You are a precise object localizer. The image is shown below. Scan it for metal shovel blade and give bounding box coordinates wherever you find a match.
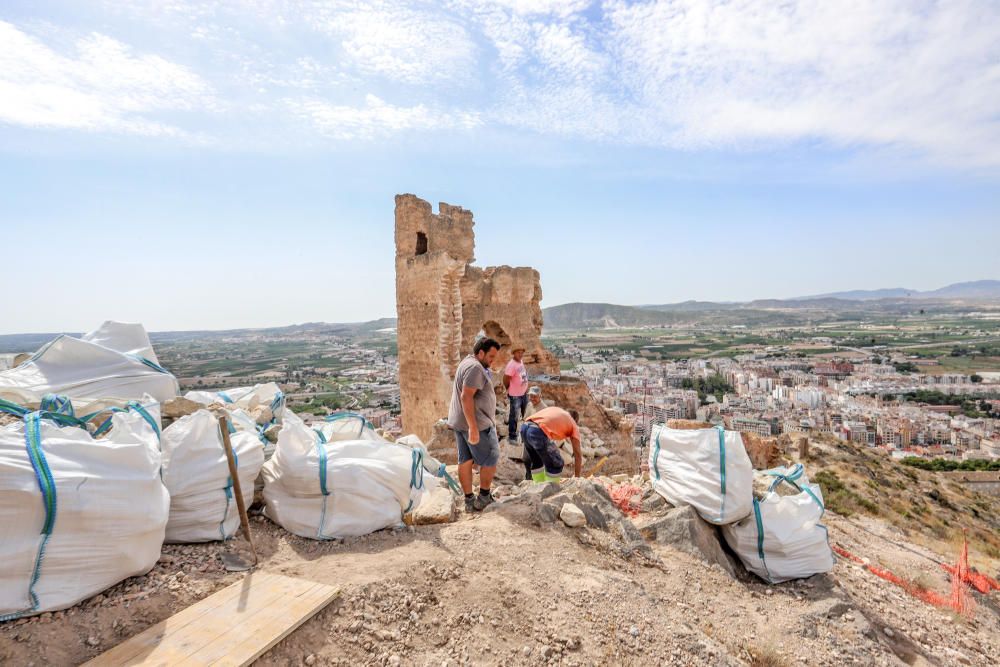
[220,551,253,572]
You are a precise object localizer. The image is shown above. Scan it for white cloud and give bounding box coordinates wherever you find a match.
[473,0,592,18]
[598,0,1000,166]
[0,21,213,137]
[6,1,1000,168]
[289,94,481,139]
[304,1,478,86]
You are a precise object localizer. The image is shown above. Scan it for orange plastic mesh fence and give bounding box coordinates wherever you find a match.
[832,543,974,616]
[940,538,1000,595]
[603,483,642,518]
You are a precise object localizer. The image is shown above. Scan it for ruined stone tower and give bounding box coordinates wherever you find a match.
[394,194,559,442]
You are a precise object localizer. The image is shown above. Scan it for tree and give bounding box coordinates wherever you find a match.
[970,373,983,383]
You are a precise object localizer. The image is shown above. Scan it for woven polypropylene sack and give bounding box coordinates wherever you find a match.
[81,320,161,365]
[648,424,753,524]
[161,410,264,543]
[722,467,834,583]
[184,382,285,418]
[262,411,427,539]
[0,332,177,412]
[315,412,380,442]
[0,403,168,619]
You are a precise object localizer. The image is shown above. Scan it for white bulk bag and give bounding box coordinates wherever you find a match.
[649,424,753,524]
[722,465,834,583]
[0,334,178,411]
[315,412,379,443]
[0,401,168,620]
[160,410,264,543]
[81,321,161,365]
[262,411,427,539]
[183,389,228,405]
[184,383,285,418]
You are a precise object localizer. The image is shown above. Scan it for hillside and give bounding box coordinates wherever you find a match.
[804,434,1000,560]
[0,318,401,353]
[3,435,999,666]
[542,302,685,329]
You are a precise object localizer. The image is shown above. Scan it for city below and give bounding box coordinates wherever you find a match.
[8,297,996,468]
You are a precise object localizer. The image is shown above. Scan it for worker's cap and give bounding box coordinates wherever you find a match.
[527,386,541,396]
[511,345,526,353]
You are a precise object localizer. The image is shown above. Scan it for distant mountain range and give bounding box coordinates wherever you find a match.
[799,280,1000,301]
[4,282,997,347]
[543,280,1000,329]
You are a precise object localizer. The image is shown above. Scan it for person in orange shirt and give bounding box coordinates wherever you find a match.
[520,406,582,482]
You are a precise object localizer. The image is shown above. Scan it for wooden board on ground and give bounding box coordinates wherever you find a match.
[82,572,339,667]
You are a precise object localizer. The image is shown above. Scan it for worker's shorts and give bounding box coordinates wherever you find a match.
[520,422,564,477]
[454,425,500,467]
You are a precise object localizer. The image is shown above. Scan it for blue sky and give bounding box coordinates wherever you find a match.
[2,0,999,334]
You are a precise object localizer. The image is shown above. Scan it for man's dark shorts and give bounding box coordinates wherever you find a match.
[454,425,500,467]
[520,422,564,477]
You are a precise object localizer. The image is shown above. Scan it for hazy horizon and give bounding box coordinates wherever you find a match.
[3,277,999,337]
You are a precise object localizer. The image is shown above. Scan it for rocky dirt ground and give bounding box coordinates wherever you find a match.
[2,471,999,667]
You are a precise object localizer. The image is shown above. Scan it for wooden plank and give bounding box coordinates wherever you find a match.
[178,582,339,667]
[83,573,339,667]
[83,573,301,667]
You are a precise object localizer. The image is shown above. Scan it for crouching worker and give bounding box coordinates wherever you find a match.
[520,407,582,482]
[520,386,547,481]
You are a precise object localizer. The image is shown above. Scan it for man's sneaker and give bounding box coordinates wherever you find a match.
[464,496,476,513]
[472,493,494,512]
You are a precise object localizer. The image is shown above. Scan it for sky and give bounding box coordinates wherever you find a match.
[2,0,999,334]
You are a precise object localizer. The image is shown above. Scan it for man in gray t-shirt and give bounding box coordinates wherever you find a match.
[447,337,501,512]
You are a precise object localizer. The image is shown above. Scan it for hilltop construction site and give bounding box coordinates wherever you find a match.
[1,196,1000,667]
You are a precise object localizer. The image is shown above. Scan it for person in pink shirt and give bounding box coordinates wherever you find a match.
[503,346,530,444]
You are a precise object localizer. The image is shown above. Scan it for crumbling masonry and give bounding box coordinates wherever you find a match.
[394,194,636,473]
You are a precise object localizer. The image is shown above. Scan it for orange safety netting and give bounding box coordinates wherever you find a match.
[832,542,975,616]
[940,538,1000,595]
[604,483,642,517]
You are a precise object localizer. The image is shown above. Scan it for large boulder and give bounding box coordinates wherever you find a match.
[633,505,741,578]
[560,503,587,527]
[407,484,457,525]
[424,419,457,465]
[488,479,655,560]
[161,396,204,421]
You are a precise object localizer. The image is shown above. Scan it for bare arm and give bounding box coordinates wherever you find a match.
[461,386,480,444]
[502,373,511,391]
[571,436,583,477]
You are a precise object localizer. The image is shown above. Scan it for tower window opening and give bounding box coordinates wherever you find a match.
[415,232,428,256]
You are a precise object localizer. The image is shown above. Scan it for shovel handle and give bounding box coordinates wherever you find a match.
[219,416,258,565]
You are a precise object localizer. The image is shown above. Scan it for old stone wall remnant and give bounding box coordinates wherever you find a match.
[395,194,557,443]
[394,194,636,474]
